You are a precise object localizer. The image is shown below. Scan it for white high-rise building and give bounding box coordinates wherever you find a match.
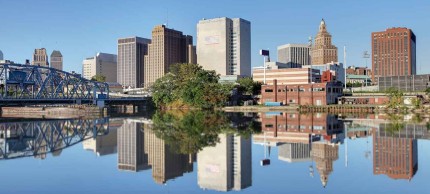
[197,134,252,191]
[277,44,311,68]
[197,17,251,77]
[82,52,117,82]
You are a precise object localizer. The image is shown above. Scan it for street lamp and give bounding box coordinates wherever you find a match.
[260,50,270,84]
[363,51,370,87]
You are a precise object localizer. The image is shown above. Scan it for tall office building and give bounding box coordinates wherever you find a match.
[197,134,252,191]
[311,19,338,65]
[0,49,3,60]
[197,17,251,77]
[311,142,339,188]
[145,127,194,184]
[32,48,49,67]
[278,143,311,163]
[371,27,416,83]
[117,37,151,88]
[144,25,195,87]
[278,44,311,68]
[373,125,418,180]
[50,50,63,71]
[82,52,118,82]
[117,120,150,172]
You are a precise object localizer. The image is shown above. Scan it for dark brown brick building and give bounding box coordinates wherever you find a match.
[371,27,416,83]
[261,80,343,106]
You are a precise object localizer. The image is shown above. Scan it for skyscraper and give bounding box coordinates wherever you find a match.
[278,44,311,68]
[117,37,151,88]
[197,17,251,77]
[311,19,338,65]
[50,50,63,71]
[0,50,3,60]
[144,25,195,87]
[82,52,118,82]
[371,27,416,83]
[32,48,49,67]
[197,134,252,191]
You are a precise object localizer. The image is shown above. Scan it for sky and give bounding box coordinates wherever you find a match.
[1,0,429,74]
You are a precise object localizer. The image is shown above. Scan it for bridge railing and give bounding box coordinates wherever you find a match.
[0,63,109,100]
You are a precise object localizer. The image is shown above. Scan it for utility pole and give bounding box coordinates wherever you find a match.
[344,46,347,90]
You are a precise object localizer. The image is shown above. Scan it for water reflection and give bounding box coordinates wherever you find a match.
[1,112,430,193]
[0,118,109,160]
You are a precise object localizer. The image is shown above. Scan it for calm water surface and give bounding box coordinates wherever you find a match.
[0,111,429,194]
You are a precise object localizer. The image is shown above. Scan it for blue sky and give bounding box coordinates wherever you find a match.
[1,0,429,73]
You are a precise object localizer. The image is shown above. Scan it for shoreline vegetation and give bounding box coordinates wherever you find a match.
[151,63,260,110]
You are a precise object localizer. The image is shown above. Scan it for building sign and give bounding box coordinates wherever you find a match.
[204,36,220,45]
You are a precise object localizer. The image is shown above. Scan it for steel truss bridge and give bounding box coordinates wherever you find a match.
[0,63,109,105]
[0,118,109,160]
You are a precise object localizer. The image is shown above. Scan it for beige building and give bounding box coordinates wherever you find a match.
[32,48,49,67]
[311,19,338,65]
[117,37,151,88]
[197,134,252,191]
[278,44,311,68]
[50,50,63,71]
[197,17,251,77]
[252,62,321,85]
[144,25,196,87]
[82,52,117,82]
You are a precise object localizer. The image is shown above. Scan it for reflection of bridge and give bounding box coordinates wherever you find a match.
[0,64,150,106]
[0,118,109,160]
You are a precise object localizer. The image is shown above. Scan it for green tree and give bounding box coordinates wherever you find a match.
[151,73,177,107]
[151,63,232,109]
[91,74,106,82]
[236,77,262,95]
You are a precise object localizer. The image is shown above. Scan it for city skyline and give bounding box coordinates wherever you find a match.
[1,0,429,74]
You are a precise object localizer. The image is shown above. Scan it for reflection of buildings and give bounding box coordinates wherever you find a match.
[198,134,252,191]
[253,112,342,188]
[145,127,194,184]
[311,142,339,188]
[278,143,311,163]
[117,120,149,171]
[254,112,344,144]
[83,128,117,156]
[117,119,194,184]
[84,119,123,156]
[373,124,418,180]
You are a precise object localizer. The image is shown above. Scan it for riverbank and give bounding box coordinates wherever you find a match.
[1,105,105,119]
[222,104,430,113]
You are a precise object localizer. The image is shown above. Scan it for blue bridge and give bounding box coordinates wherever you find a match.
[0,63,150,106]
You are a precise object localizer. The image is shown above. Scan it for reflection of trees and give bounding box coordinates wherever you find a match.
[151,110,259,154]
[386,114,405,135]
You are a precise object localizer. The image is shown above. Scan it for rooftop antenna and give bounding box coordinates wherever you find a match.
[166,8,169,27]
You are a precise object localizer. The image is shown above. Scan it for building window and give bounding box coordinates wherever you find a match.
[265,89,273,92]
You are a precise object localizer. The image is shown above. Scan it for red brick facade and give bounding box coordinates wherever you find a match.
[261,80,343,106]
